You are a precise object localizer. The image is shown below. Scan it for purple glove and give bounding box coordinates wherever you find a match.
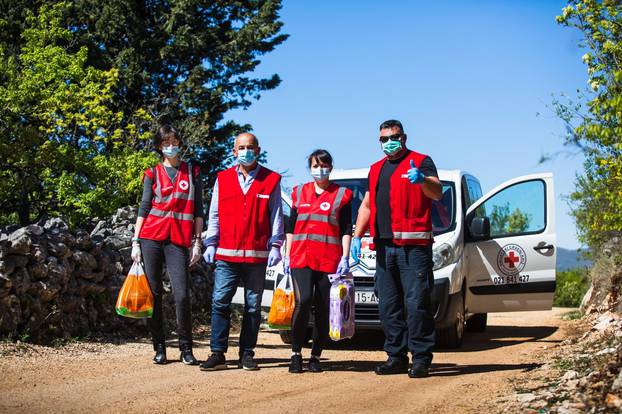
[203,245,216,264]
[267,246,282,267]
[336,256,350,275]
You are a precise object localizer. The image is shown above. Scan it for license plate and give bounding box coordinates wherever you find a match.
[355,291,378,304]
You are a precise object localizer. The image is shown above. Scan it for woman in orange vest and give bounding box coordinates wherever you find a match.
[130,125,203,366]
[285,149,353,373]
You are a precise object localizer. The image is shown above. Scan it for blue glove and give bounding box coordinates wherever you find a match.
[350,237,362,263]
[203,245,216,264]
[283,256,290,275]
[407,160,425,184]
[267,246,282,267]
[336,256,350,275]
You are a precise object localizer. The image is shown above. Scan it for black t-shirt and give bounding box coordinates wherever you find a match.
[371,151,438,239]
[286,194,352,237]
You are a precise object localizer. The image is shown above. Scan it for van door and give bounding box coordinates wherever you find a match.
[464,173,556,313]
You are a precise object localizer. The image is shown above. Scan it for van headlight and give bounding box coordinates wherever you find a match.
[432,243,455,270]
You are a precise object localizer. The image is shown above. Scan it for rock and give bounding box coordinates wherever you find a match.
[11,267,31,295]
[0,273,12,292]
[606,393,622,409]
[78,281,106,296]
[595,347,616,356]
[561,370,579,382]
[612,370,622,392]
[10,224,44,238]
[29,261,49,281]
[43,217,69,233]
[90,220,108,238]
[0,259,15,274]
[47,257,71,283]
[0,240,9,259]
[593,312,619,331]
[104,235,130,250]
[72,251,97,270]
[516,393,536,404]
[33,244,48,263]
[5,255,28,269]
[0,295,21,331]
[75,229,93,250]
[79,270,105,282]
[8,232,32,255]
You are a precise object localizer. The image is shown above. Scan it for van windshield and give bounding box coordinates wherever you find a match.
[332,178,456,236]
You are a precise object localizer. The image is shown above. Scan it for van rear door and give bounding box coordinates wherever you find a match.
[464,173,556,313]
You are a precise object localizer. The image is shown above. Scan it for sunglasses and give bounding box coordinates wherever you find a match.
[379,133,403,143]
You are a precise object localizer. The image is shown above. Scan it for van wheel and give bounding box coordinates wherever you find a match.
[466,313,487,332]
[436,293,465,349]
[279,330,292,344]
[279,328,313,345]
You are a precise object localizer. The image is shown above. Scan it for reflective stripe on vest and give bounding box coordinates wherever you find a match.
[295,184,303,208]
[296,213,338,225]
[216,248,269,258]
[393,231,433,240]
[291,233,340,245]
[148,207,194,221]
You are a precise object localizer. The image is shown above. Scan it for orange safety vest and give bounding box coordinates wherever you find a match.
[139,162,199,248]
[368,150,433,246]
[215,165,281,264]
[290,182,353,273]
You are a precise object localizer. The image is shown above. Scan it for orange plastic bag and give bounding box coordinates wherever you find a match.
[267,272,295,329]
[115,262,154,318]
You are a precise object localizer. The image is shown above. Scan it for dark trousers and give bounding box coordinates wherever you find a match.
[140,239,192,350]
[291,267,331,356]
[210,260,266,357]
[375,240,435,366]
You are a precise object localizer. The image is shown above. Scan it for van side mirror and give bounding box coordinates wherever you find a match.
[469,216,490,240]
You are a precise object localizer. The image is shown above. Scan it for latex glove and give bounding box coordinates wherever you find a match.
[131,242,141,263]
[350,237,362,263]
[336,256,350,275]
[190,244,202,266]
[283,256,291,276]
[203,245,216,264]
[267,246,282,267]
[407,160,425,184]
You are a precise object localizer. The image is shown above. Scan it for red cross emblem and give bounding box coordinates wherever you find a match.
[504,251,520,268]
[497,244,527,275]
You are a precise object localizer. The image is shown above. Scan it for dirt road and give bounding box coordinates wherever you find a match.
[0,309,571,413]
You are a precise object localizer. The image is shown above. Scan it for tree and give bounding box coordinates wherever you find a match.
[0,1,287,225]
[0,3,156,226]
[489,203,532,236]
[555,0,622,248]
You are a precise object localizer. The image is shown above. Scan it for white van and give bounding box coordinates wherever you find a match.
[231,169,556,348]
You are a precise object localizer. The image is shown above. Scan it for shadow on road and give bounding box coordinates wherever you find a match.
[315,360,543,375]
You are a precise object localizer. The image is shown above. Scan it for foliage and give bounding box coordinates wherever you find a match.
[0,1,287,226]
[555,0,622,248]
[489,203,531,236]
[554,267,590,307]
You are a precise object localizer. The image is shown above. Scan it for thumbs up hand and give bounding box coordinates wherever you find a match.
[407,159,425,184]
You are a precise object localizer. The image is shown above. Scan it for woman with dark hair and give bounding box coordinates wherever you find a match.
[130,125,203,365]
[284,149,353,373]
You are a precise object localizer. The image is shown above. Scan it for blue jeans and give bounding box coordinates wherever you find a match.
[375,240,435,366]
[210,260,267,357]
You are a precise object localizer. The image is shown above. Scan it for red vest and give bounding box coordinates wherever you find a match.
[139,162,199,248]
[368,150,433,246]
[215,165,281,264]
[290,182,353,273]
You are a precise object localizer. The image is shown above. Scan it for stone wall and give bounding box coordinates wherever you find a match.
[0,207,213,343]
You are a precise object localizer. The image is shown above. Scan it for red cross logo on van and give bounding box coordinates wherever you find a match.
[496,244,526,276]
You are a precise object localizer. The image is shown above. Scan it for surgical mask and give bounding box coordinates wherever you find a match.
[382,140,402,156]
[162,145,180,158]
[311,167,331,181]
[237,149,257,166]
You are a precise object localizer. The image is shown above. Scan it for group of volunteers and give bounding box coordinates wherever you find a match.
[130,119,442,378]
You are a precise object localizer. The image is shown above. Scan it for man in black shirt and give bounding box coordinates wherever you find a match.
[352,120,442,378]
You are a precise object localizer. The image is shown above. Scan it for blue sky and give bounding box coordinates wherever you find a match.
[228,0,587,249]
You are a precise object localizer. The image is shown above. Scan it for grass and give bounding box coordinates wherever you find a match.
[554,268,590,307]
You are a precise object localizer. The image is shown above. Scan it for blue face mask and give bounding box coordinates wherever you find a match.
[311,167,331,181]
[381,140,402,156]
[237,149,257,166]
[162,145,180,158]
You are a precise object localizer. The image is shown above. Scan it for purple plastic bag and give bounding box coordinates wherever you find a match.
[328,273,355,341]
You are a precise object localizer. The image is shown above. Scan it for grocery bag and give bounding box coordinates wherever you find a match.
[268,272,295,329]
[115,262,154,318]
[329,273,355,341]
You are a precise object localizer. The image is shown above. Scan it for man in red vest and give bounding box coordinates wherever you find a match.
[352,120,442,378]
[200,133,284,372]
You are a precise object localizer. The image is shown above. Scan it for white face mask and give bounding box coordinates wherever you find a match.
[311,167,331,181]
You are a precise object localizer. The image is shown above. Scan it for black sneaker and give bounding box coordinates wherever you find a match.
[408,363,430,378]
[199,352,227,371]
[374,356,409,375]
[180,345,198,366]
[308,357,323,373]
[289,354,303,373]
[239,353,259,371]
[153,343,167,365]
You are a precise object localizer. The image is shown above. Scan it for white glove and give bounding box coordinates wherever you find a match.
[131,242,141,263]
[190,244,202,266]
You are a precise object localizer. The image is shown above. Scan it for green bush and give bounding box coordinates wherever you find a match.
[554,268,590,307]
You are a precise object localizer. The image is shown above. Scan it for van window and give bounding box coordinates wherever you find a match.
[332,178,456,236]
[466,176,483,206]
[474,179,546,237]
